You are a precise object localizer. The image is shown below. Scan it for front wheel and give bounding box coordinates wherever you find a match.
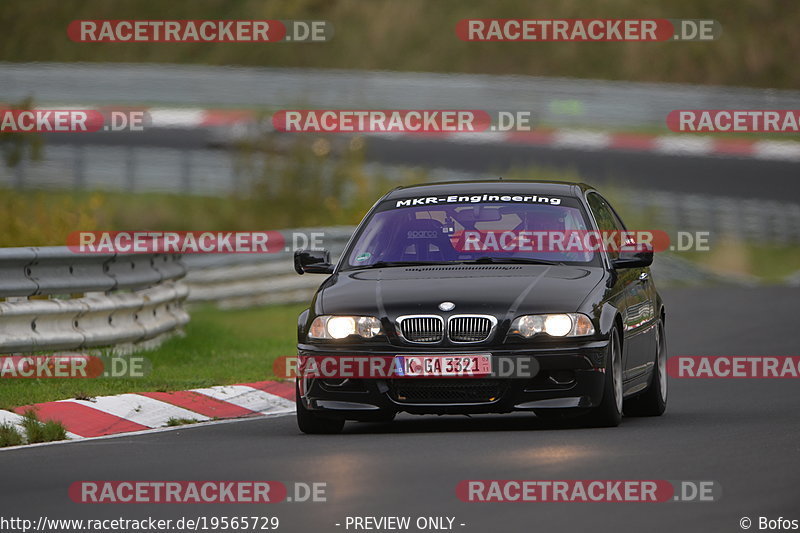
[624,319,667,417]
[296,381,345,434]
[583,327,623,427]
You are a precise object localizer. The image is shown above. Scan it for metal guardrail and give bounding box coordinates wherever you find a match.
[618,190,800,244]
[182,227,354,309]
[0,249,188,354]
[4,62,800,129]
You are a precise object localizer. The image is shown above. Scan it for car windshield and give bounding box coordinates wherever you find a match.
[343,195,600,269]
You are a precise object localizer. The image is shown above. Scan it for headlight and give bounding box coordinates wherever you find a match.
[509,313,595,338]
[308,315,383,340]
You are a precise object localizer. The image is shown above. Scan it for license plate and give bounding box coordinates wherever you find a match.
[395,354,492,377]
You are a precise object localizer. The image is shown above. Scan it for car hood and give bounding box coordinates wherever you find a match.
[318,264,604,321]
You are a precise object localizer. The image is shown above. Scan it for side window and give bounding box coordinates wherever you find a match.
[586,193,626,258]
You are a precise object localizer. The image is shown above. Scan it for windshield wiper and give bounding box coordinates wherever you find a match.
[350,257,563,270]
[353,260,455,269]
[462,256,564,266]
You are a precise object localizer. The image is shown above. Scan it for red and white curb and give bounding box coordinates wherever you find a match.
[37,105,800,162]
[0,380,295,444]
[149,107,800,161]
[448,129,800,161]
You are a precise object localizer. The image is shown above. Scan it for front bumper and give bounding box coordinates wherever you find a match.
[296,340,609,419]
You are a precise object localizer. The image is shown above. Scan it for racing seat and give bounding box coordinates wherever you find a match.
[519,207,590,261]
[398,218,456,262]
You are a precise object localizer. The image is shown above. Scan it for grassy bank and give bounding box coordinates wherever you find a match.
[1,0,798,89]
[0,135,424,247]
[0,411,68,447]
[0,303,304,409]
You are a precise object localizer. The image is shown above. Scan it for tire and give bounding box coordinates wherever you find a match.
[624,319,667,417]
[296,381,345,434]
[583,327,623,427]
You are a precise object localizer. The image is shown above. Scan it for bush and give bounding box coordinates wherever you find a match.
[19,410,68,444]
[0,423,24,447]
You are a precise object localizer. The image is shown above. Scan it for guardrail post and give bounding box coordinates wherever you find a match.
[73,145,86,190]
[125,146,137,192]
[181,149,192,194]
[13,158,26,189]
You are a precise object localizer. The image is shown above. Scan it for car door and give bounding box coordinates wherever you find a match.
[586,192,654,382]
[604,195,657,380]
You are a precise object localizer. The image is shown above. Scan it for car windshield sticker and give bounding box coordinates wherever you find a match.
[394,194,563,208]
[407,230,440,239]
[355,252,371,262]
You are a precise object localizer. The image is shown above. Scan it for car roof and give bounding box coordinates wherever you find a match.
[382,179,593,200]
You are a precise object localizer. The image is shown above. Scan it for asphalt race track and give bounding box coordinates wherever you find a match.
[1,285,798,533]
[365,136,800,202]
[43,130,800,202]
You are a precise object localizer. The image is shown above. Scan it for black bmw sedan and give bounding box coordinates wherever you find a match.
[293,180,667,433]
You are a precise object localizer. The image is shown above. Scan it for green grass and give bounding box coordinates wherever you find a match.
[746,246,800,281]
[19,410,68,443]
[0,133,421,247]
[0,411,68,447]
[1,0,798,89]
[0,303,305,409]
[0,422,24,447]
[165,417,201,427]
[677,242,800,283]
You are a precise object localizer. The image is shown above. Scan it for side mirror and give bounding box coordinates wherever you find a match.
[612,249,653,269]
[294,249,334,275]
